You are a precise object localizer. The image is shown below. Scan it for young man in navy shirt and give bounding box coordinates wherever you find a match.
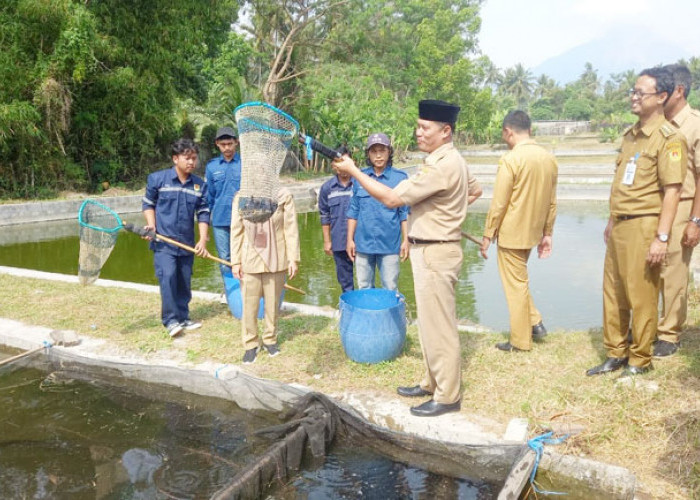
[318,149,354,292]
[142,138,211,337]
[205,126,241,301]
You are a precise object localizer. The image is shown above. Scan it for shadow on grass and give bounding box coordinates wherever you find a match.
[586,326,609,361]
[118,301,230,336]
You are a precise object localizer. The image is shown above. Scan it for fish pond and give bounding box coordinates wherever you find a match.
[0,199,608,332]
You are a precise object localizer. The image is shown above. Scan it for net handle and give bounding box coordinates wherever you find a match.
[77,199,125,234]
[124,224,306,294]
[299,134,342,160]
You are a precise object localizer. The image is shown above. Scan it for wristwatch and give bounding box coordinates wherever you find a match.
[657,233,669,243]
[689,216,700,227]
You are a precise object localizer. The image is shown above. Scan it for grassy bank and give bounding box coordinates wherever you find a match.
[0,274,698,499]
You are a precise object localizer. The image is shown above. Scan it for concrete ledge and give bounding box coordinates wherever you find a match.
[0,184,321,227]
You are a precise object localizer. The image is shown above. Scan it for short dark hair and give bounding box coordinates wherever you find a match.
[440,121,456,135]
[639,67,675,100]
[663,63,692,99]
[502,110,531,132]
[171,138,199,156]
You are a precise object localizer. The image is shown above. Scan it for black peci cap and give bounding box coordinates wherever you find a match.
[418,99,460,123]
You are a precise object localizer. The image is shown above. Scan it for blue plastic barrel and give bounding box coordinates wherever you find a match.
[339,289,406,364]
[222,270,285,320]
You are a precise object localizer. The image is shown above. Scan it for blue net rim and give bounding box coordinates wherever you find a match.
[77,199,123,234]
[234,101,299,137]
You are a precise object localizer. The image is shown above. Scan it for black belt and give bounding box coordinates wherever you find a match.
[615,213,658,221]
[408,237,460,245]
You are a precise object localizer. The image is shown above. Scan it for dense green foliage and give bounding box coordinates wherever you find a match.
[1,0,700,198]
[0,0,237,198]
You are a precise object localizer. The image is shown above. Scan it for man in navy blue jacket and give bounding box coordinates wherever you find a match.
[142,138,210,338]
[318,161,354,292]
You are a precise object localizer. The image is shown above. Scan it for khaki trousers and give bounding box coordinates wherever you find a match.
[410,242,463,405]
[603,216,660,368]
[658,199,693,343]
[241,271,286,350]
[497,247,542,350]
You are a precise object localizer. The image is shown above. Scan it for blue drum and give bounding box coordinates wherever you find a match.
[339,289,406,364]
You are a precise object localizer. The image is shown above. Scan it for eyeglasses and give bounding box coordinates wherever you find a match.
[628,89,660,99]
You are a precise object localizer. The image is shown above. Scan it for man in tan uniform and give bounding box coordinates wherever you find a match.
[587,67,686,377]
[480,110,558,352]
[333,99,482,417]
[656,63,700,357]
[230,188,300,364]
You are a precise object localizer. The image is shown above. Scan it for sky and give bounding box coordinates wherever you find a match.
[478,0,700,69]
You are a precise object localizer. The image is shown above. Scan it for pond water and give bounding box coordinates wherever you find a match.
[0,200,608,332]
[0,362,494,499]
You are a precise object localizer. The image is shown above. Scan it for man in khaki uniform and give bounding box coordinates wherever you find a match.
[480,110,558,352]
[656,63,700,357]
[231,188,300,364]
[333,99,482,417]
[587,67,686,377]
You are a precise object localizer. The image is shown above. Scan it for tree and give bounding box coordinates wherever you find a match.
[240,0,348,105]
[0,0,238,197]
[501,64,534,108]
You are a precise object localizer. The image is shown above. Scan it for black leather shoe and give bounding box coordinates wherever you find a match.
[410,399,461,417]
[586,357,628,376]
[397,385,433,398]
[532,321,547,340]
[618,364,653,378]
[653,340,679,358]
[496,341,523,352]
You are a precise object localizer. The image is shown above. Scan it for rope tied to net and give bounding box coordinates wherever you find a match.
[527,431,569,495]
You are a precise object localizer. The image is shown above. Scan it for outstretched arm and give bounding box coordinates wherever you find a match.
[333,156,404,208]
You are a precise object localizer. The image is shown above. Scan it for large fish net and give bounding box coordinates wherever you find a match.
[234,102,299,223]
[77,200,122,285]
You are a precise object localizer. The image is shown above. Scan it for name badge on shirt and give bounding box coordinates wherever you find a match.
[621,153,639,186]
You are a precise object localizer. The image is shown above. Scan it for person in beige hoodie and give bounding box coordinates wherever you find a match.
[230,188,300,364]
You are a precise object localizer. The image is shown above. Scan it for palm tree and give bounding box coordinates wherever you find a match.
[501,63,534,108]
[534,74,557,100]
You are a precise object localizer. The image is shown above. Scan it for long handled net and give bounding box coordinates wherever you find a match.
[77,200,124,285]
[234,102,299,223]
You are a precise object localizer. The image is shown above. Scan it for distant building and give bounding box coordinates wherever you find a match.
[533,120,591,136]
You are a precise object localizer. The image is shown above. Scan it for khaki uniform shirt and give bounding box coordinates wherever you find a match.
[483,139,558,249]
[610,115,686,216]
[393,142,479,241]
[230,188,301,273]
[668,104,700,199]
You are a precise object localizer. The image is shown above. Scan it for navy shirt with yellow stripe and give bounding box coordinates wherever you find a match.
[142,167,210,255]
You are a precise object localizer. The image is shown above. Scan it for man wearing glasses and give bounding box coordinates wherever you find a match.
[587,67,687,378]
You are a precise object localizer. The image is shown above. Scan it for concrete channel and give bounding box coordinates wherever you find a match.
[0,167,640,498]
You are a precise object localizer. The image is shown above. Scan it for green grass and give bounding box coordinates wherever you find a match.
[0,274,698,499]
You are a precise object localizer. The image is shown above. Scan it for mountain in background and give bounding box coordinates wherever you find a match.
[532,25,692,84]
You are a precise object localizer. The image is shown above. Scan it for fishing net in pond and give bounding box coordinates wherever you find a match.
[234,102,299,223]
[77,199,122,285]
